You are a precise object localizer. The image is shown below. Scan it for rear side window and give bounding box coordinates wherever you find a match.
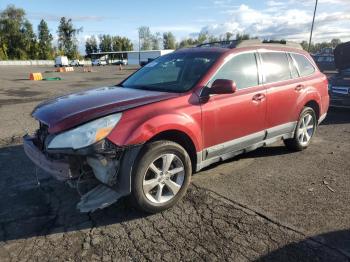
[291,53,315,77]
[209,52,259,90]
[261,52,291,83]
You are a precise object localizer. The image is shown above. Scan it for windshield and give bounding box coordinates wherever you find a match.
[121,52,220,92]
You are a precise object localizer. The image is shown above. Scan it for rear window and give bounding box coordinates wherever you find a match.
[261,52,291,83]
[292,53,315,77]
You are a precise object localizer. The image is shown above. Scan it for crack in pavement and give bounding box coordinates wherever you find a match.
[192,183,350,260]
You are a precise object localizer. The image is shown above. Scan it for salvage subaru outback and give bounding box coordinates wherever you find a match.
[24,40,329,213]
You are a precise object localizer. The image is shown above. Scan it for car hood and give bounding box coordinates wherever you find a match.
[32,86,179,133]
[334,42,350,70]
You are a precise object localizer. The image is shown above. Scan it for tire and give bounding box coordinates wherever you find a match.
[132,140,192,213]
[284,107,317,151]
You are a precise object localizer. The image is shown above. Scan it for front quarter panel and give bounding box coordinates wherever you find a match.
[107,94,203,151]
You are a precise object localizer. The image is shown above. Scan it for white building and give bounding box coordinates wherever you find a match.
[90,50,174,66]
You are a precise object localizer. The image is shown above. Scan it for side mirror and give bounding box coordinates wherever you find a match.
[201,79,237,97]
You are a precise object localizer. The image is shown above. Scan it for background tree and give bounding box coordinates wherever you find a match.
[163,32,176,49]
[85,36,98,55]
[224,32,233,41]
[138,26,152,50]
[330,38,341,48]
[57,17,82,59]
[302,38,342,53]
[37,19,53,59]
[111,36,133,59]
[0,5,29,59]
[22,20,38,59]
[112,36,133,51]
[178,38,198,48]
[151,32,162,50]
[0,39,8,60]
[99,34,113,52]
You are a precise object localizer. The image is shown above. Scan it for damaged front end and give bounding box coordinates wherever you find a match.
[23,122,142,213]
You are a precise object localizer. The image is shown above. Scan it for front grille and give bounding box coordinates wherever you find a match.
[35,122,49,150]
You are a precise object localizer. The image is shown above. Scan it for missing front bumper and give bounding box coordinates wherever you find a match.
[23,134,143,212]
[23,135,73,181]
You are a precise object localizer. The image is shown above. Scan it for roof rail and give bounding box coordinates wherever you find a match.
[196,40,239,48]
[196,39,303,50]
[237,39,303,50]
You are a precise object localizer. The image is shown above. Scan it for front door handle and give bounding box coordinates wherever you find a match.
[252,93,265,102]
[295,84,305,91]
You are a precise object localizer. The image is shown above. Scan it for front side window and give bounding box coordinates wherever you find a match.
[209,52,259,90]
[261,52,291,83]
[121,52,220,92]
[292,53,315,77]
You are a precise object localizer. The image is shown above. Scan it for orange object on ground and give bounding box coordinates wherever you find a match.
[29,73,43,81]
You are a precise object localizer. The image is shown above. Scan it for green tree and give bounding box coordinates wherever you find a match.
[178,38,198,48]
[235,33,250,41]
[37,19,53,59]
[0,5,29,59]
[300,40,309,51]
[0,40,8,60]
[138,26,152,50]
[85,35,98,55]
[163,32,176,49]
[330,38,341,48]
[22,20,38,59]
[224,32,233,41]
[99,34,113,52]
[197,32,208,44]
[151,32,162,50]
[57,17,82,59]
[112,36,133,51]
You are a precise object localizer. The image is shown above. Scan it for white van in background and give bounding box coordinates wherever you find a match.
[55,56,69,67]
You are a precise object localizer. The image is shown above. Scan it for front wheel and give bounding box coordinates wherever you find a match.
[284,106,317,151]
[132,140,192,213]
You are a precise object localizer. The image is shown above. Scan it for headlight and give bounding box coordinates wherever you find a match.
[48,113,122,149]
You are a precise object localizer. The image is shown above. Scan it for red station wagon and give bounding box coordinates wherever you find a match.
[24,40,329,213]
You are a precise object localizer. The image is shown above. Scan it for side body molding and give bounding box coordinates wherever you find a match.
[196,122,297,171]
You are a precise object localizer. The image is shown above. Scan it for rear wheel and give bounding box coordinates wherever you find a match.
[132,140,192,213]
[284,107,317,151]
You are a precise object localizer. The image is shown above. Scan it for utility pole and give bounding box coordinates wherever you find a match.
[138,29,141,65]
[308,0,318,52]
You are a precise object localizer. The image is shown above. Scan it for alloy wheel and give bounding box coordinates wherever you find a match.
[143,153,185,204]
[297,113,315,146]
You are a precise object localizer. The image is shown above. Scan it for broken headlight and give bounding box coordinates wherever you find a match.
[48,113,122,150]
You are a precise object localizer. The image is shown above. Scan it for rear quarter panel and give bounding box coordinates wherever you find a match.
[299,71,329,118]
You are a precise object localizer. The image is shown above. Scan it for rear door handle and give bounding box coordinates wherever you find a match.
[295,84,305,91]
[252,93,265,102]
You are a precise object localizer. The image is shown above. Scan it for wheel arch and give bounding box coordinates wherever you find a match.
[147,130,198,173]
[304,100,320,121]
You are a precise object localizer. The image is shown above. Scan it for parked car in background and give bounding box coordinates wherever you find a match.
[112,59,127,65]
[69,59,83,67]
[24,40,329,214]
[313,55,336,72]
[92,59,107,66]
[329,41,350,108]
[54,56,69,67]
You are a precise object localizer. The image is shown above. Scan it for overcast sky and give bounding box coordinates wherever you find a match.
[1,0,349,53]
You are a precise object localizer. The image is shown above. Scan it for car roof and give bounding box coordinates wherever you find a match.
[175,40,308,57]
